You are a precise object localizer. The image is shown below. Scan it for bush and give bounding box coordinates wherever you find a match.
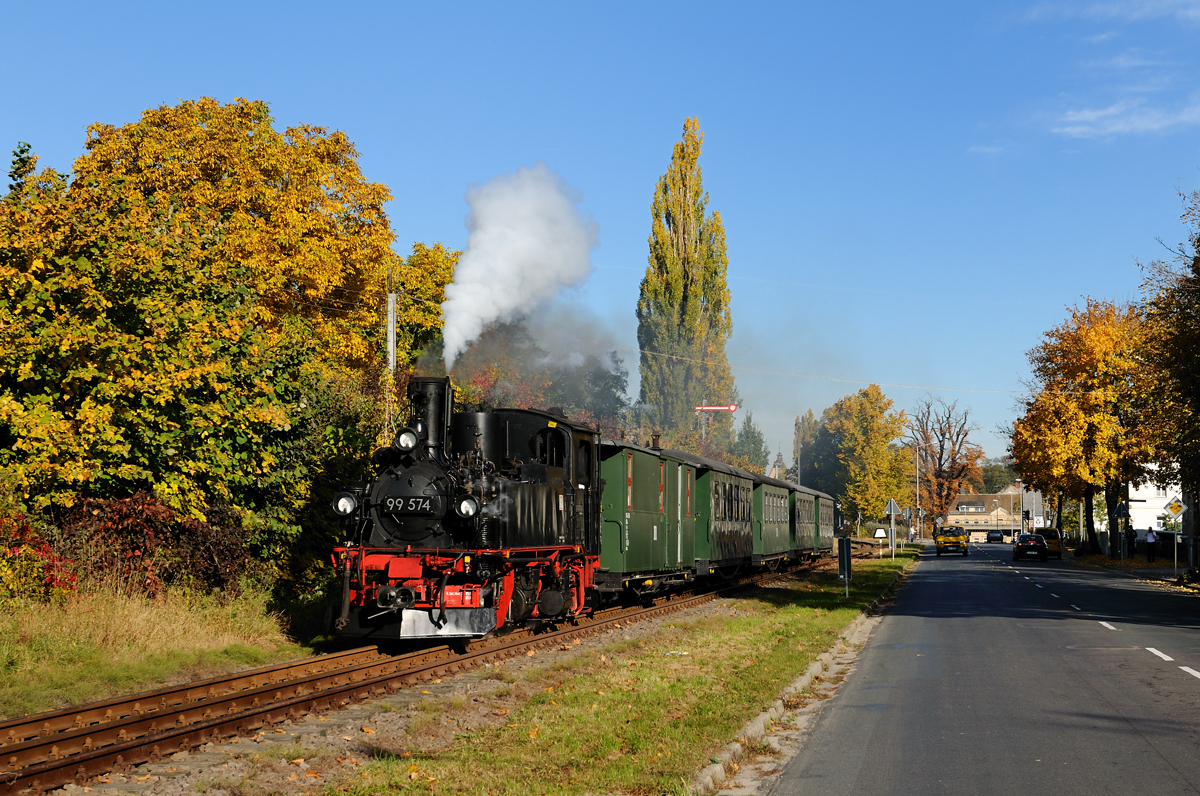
[0,514,76,605]
[58,493,261,596]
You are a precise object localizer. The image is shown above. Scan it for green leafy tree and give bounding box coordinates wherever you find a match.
[636,118,736,450]
[6,142,35,195]
[790,409,820,484]
[732,412,771,474]
[981,457,1017,493]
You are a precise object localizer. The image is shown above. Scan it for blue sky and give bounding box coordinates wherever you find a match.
[4,1,1199,459]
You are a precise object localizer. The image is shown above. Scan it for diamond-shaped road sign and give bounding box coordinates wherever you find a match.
[885,498,901,516]
[1165,496,1187,518]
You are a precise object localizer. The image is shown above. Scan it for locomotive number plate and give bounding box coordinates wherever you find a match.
[383,497,433,513]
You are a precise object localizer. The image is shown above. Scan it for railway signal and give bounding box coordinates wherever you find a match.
[693,404,738,440]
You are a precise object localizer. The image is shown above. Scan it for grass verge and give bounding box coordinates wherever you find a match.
[0,585,306,718]
[340,549,917,796]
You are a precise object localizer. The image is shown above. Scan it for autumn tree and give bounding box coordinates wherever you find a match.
[822,385,909,523]
[1141,190,1200,538]
[0,100,451,558]
[907,398,984,523]
[1010,300,1152,553]
[636,118,737,450]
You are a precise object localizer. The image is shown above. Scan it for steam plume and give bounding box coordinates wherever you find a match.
[441,164,597,368]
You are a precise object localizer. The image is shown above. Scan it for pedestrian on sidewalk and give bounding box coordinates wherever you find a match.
[1146,527,1158,563]
[1126,526,1137,558]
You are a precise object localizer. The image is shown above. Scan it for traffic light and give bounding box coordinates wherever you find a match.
[1022,510,1031,521]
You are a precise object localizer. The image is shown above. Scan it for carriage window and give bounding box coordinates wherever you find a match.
[658,462,665,514]
[626,454,633,510]
[687,469,693,516]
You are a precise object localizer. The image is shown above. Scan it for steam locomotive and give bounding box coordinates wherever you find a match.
[329,377,836,641]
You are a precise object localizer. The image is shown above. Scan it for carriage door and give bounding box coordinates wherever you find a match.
[676,464,683,566]
[575,435,595,551]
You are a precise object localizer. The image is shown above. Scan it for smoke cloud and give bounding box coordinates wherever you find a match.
[441,164,597,368]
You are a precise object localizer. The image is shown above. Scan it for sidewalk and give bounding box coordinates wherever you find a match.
[1068,554,1198,591]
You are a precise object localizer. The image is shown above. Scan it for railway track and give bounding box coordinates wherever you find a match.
[0,546,876,794]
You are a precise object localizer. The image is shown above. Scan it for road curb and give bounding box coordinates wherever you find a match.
[690,557,917,794]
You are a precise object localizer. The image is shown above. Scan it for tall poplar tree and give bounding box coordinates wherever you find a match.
[636,118,736,448]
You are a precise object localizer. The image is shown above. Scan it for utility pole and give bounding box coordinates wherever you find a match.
[914,446,920,540]
[383,268,399,440]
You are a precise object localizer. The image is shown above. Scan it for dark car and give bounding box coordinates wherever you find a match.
[1013,533,1048,562]
[986,529,1004,543]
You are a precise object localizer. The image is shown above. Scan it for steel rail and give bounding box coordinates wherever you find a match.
[0,647,383,749]
[1,554,860,793]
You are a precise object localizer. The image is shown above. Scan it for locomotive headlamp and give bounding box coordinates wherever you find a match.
[332,492,358,516]
[455,495,481,518]
[395,427,419,452]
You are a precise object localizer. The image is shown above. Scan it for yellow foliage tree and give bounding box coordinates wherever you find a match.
[823,385,909,523]
[1011,299,1152,552]
[74,97,397,367]
[0,100,453,531]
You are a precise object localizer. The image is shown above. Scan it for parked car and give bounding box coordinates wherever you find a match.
[986,529,1004,543]
[1013,533,1048,562]
[1039,528,1063,560]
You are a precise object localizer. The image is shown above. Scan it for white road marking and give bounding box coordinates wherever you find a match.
[1180,667,1200,680]
[1071,605,1082,611]
[1147,648,1174,661]
[1024,577,1031,580]
[1051,593,1060,598]
[1099,621,1117,630]
[1036,584,1044,588]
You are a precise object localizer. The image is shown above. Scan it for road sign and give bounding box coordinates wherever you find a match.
[873,528,888,539]
[885,498,901,516]
[1165,496,1187,518]
[1114,502,1130,520]
[903,507,913,522]
[1034,515,1045,529]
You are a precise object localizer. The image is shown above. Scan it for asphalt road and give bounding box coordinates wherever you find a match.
[770,544,1200,796]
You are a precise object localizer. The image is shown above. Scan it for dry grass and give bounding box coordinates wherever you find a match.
[0,583,305,718]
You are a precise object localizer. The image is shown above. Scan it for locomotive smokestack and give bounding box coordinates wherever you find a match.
[408,377,454,458]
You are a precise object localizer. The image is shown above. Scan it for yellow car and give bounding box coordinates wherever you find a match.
[1039,528,1063,560]
[935,525,969,557]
